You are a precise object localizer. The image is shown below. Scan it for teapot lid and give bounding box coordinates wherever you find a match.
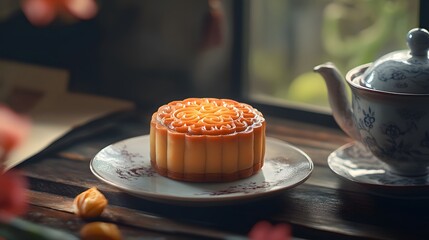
[361,28,429,94]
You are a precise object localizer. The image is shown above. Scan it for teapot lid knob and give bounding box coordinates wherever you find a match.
[407,28,429,56]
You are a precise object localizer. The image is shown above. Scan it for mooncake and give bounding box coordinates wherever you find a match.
[150,98,266,182]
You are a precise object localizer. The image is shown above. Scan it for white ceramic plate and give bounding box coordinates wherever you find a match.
[90,135,313,205]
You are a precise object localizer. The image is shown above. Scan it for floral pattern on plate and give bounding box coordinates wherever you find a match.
[90,135,313,205]
[328,142,429,187]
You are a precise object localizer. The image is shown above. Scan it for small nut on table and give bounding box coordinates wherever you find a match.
[73,187,108,218]
[80,222,122,240]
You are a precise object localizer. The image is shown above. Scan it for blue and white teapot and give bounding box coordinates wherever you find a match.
[315,28,429,177]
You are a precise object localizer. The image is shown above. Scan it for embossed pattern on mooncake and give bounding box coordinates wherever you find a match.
[150,98,266,182]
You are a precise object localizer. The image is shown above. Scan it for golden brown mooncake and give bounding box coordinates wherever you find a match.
[150,98,266,182]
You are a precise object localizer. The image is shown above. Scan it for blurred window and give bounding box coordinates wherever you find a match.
[245,0,419,113]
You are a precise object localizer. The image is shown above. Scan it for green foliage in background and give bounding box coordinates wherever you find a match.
[250,0,418,109]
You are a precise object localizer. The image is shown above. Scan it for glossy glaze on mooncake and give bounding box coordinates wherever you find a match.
[150,98,266,182]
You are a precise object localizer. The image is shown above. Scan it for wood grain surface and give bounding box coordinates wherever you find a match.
[17,111,429,240]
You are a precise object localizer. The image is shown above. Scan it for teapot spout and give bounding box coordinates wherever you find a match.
[314,62,361,141]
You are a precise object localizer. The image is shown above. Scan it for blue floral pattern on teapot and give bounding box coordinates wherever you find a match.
[352,93,429,176]
[360,28,429,93]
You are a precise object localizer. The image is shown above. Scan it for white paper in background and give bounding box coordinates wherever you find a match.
[0,59,135,170]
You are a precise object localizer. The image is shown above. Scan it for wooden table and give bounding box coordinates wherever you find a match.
[17,110,429,240]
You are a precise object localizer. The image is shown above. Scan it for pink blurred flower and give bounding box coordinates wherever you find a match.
[0,105,30,221]
[21,0,98,27]
[0,170,28,221]
[249,221,291,240]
